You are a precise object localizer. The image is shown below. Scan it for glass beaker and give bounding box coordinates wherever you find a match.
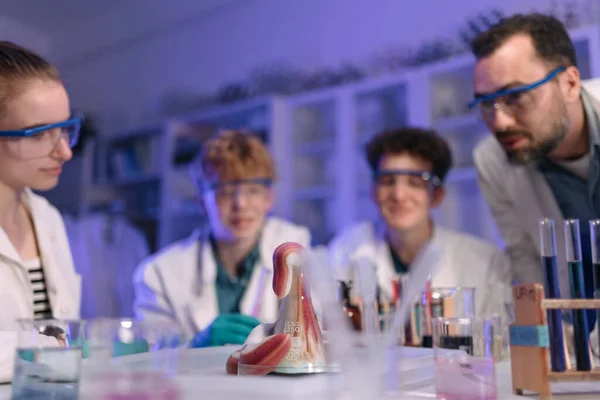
[433,316,497,400]
[420,287,475,348]
[11,319,85,400]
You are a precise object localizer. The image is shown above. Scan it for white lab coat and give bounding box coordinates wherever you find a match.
[133,217,311,338]
[0,189,81,383]
[328,221,513,322]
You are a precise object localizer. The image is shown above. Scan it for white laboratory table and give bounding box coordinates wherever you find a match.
[1,346,600,399]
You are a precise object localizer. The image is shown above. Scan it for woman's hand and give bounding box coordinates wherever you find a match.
[56,333,68,347]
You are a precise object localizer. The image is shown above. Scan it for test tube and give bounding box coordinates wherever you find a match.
[356,257,379,340]
[589,220,600,354]
[564,219,591,371]
[539,218,566,372]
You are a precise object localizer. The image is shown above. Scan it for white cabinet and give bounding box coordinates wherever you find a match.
[355,83,408,145]
[286,92,341,245]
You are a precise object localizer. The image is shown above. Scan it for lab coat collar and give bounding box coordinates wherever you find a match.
[0,226,19,264]
[0,190,54,262]
[0,190,29,264]
[187,224,277,332]
[25,189,79,318]
[0,189,54,265]
[0,189,79,319]
[186,227,218,332]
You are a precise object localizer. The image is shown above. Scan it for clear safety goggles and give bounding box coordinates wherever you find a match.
[204,178,273,203]
[467,67,565,120]
[0,116,82,160]
[374,169,441,193]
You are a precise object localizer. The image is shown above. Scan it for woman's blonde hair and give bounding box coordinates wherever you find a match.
[0,41,60,115]
[190,129,275,188]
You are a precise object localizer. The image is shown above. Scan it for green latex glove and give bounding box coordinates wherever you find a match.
[190,314,260,348]
[113,339,150,357]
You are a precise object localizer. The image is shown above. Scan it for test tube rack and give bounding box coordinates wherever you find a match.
[510,283,600,399]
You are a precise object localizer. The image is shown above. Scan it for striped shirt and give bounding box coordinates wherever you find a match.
[24,258,52,319]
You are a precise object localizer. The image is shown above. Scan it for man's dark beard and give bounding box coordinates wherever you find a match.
[496,124,566,165]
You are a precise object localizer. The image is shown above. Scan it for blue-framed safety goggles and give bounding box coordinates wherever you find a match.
[467,66,566,110]
[0,116,83,148]
[373,168,442,188]
[201,178,273,203]
[204,178,273,192]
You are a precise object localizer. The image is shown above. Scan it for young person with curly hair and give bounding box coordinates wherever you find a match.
[134,130,310,347]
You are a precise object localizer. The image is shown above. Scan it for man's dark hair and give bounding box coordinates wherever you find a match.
[365,127,453,183]
[470,13,577,68]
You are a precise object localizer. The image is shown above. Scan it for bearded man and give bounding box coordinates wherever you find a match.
[472,13,600,331]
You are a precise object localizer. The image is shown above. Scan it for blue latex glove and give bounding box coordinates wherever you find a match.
[190,314,260,348]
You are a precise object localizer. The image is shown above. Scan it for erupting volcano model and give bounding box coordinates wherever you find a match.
[226,242,327,375]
